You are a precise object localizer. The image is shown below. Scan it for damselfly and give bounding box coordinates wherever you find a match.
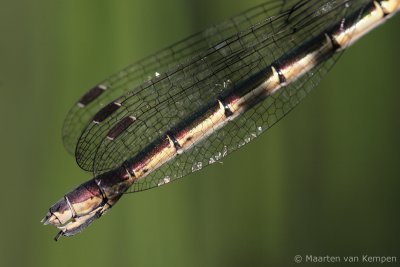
[42,0,399,240]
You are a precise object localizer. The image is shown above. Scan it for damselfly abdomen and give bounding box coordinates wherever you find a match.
[42,0,400,240]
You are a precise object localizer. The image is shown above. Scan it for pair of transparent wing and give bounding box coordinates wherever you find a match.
[62,0,369,193]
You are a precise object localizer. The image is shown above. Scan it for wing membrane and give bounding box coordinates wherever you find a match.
[62,0,287,156]
[73,0,301,171]
[65,0,370,193]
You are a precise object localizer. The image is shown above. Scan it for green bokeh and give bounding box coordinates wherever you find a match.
[0,0,399,266]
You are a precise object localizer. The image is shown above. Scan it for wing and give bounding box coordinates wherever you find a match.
[67,0,369,194]
[74,0,345,171]
[72,0,304,171]
[62,0,288,156]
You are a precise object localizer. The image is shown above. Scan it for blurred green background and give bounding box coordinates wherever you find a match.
[0,0,399,266]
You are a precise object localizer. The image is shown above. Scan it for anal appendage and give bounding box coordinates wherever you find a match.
[42,166,133,240]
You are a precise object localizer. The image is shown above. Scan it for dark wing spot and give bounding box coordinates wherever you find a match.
[78,85,107,107]
[107,116,136,141]
[93,102,121,123]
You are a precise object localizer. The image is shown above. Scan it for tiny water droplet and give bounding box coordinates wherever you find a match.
[157,176,171,186]
[222,146,228,157]
[223,79,231,88]
[238,140,246,148]
[191,161,203,172]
